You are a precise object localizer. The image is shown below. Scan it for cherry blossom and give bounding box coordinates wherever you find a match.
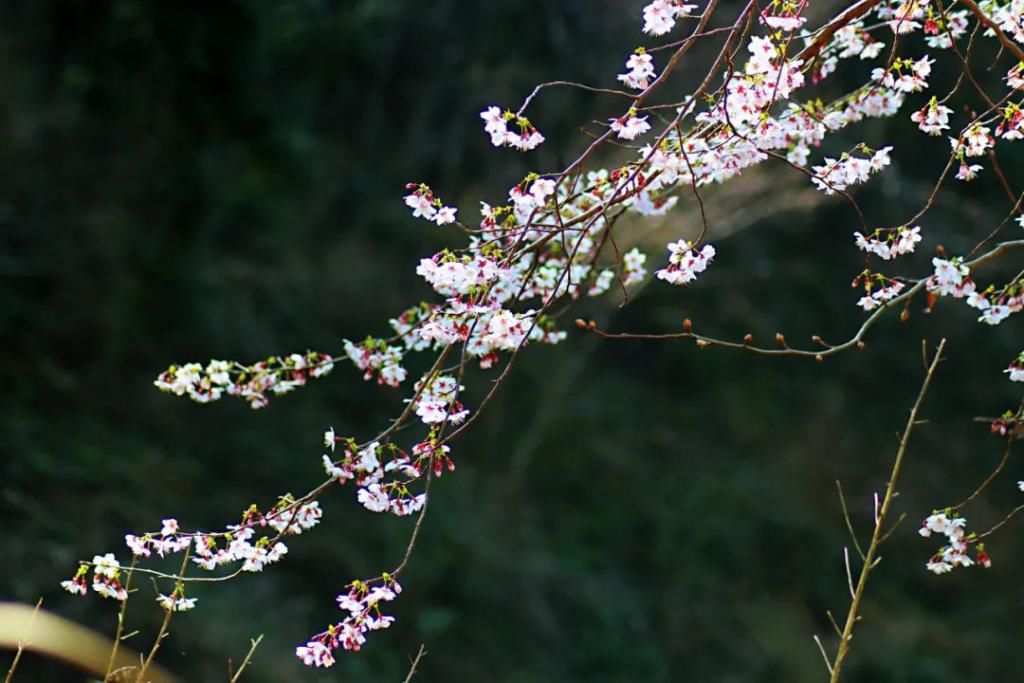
[404,183,458,225]
[854,225,922,259]
[1008,63,1024,90]
[926,257,970,296]
[655,241,716,286]
[956,162,983,181]
[920,512,987,574]
[857,279,904,311]
[759,0,807,31]
[642,0,697,36]
[924,10,969,49]
[157,592,197,612]
[623,248,648,286]
[1005,353,1024,382]
[480,106,544,151]
[811,146,893,194]
[610,109,652,140]
[911,97,953,135]
[297,576,402,666]
[618,49,656,90]
[954,124,994,157]
[154,352,334,409]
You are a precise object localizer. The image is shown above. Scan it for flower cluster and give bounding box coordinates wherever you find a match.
[825,23,887,62]
[404,183,457,225]
[117,503,310,575]
[416,251,504,298]
[925,256,971,296]
[480,106,545,151]
[1005,352,1024,382]
[952,124,994,158]
[61,554,127,600]
[610,109,652,140]
[1008,62,1024,90]
[618,49,656,90]
[920,512,989,573]
[923,9,968,49]
[642,0,698,35]
[154,352,334,409]
[413,374,469,425]
[910,97,953,135]
[926,257,1024,325]
[296,576,402,667]
[655,241,716,286]
[854,225,922,259]
[996,103,1024,141]
[888,0,927,33]
[989,0,1024,45]
[343,338,407,387]
[853,272,906,311]
[623,248,648,286]
[871,56,934,92]
[759,0,807,31]
[323,437,430,517]
[157,589,197,612]
[811,146,892,194]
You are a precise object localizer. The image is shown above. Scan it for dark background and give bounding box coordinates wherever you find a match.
[2,1,1023,681]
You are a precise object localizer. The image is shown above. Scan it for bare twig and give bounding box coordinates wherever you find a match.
[956,436,1016,510]
[3,599,41,683]
[402,644,428,683]
[229,634,264,683]
[978,503,1024,539]
[813,635,835,675]
[827,339,946,683]
[836,481,866,561]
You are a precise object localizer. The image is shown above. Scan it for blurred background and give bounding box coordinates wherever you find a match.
[2,1,1024,680]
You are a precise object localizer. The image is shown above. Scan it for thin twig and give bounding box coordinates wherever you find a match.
[3,599,42,683]
[135,548,191,683]
[827,339,946,683]
[836,481,866,561]
[588,242,1024,359]
[229,634,264,683]
[813,635,835,675]
[978,503,1024,539]
[826,610,843,637]
[105,558,138,681]
[843,547,856,600]
[956,436,1015,510]
[402,644,428,683]
[877,512,907,544]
